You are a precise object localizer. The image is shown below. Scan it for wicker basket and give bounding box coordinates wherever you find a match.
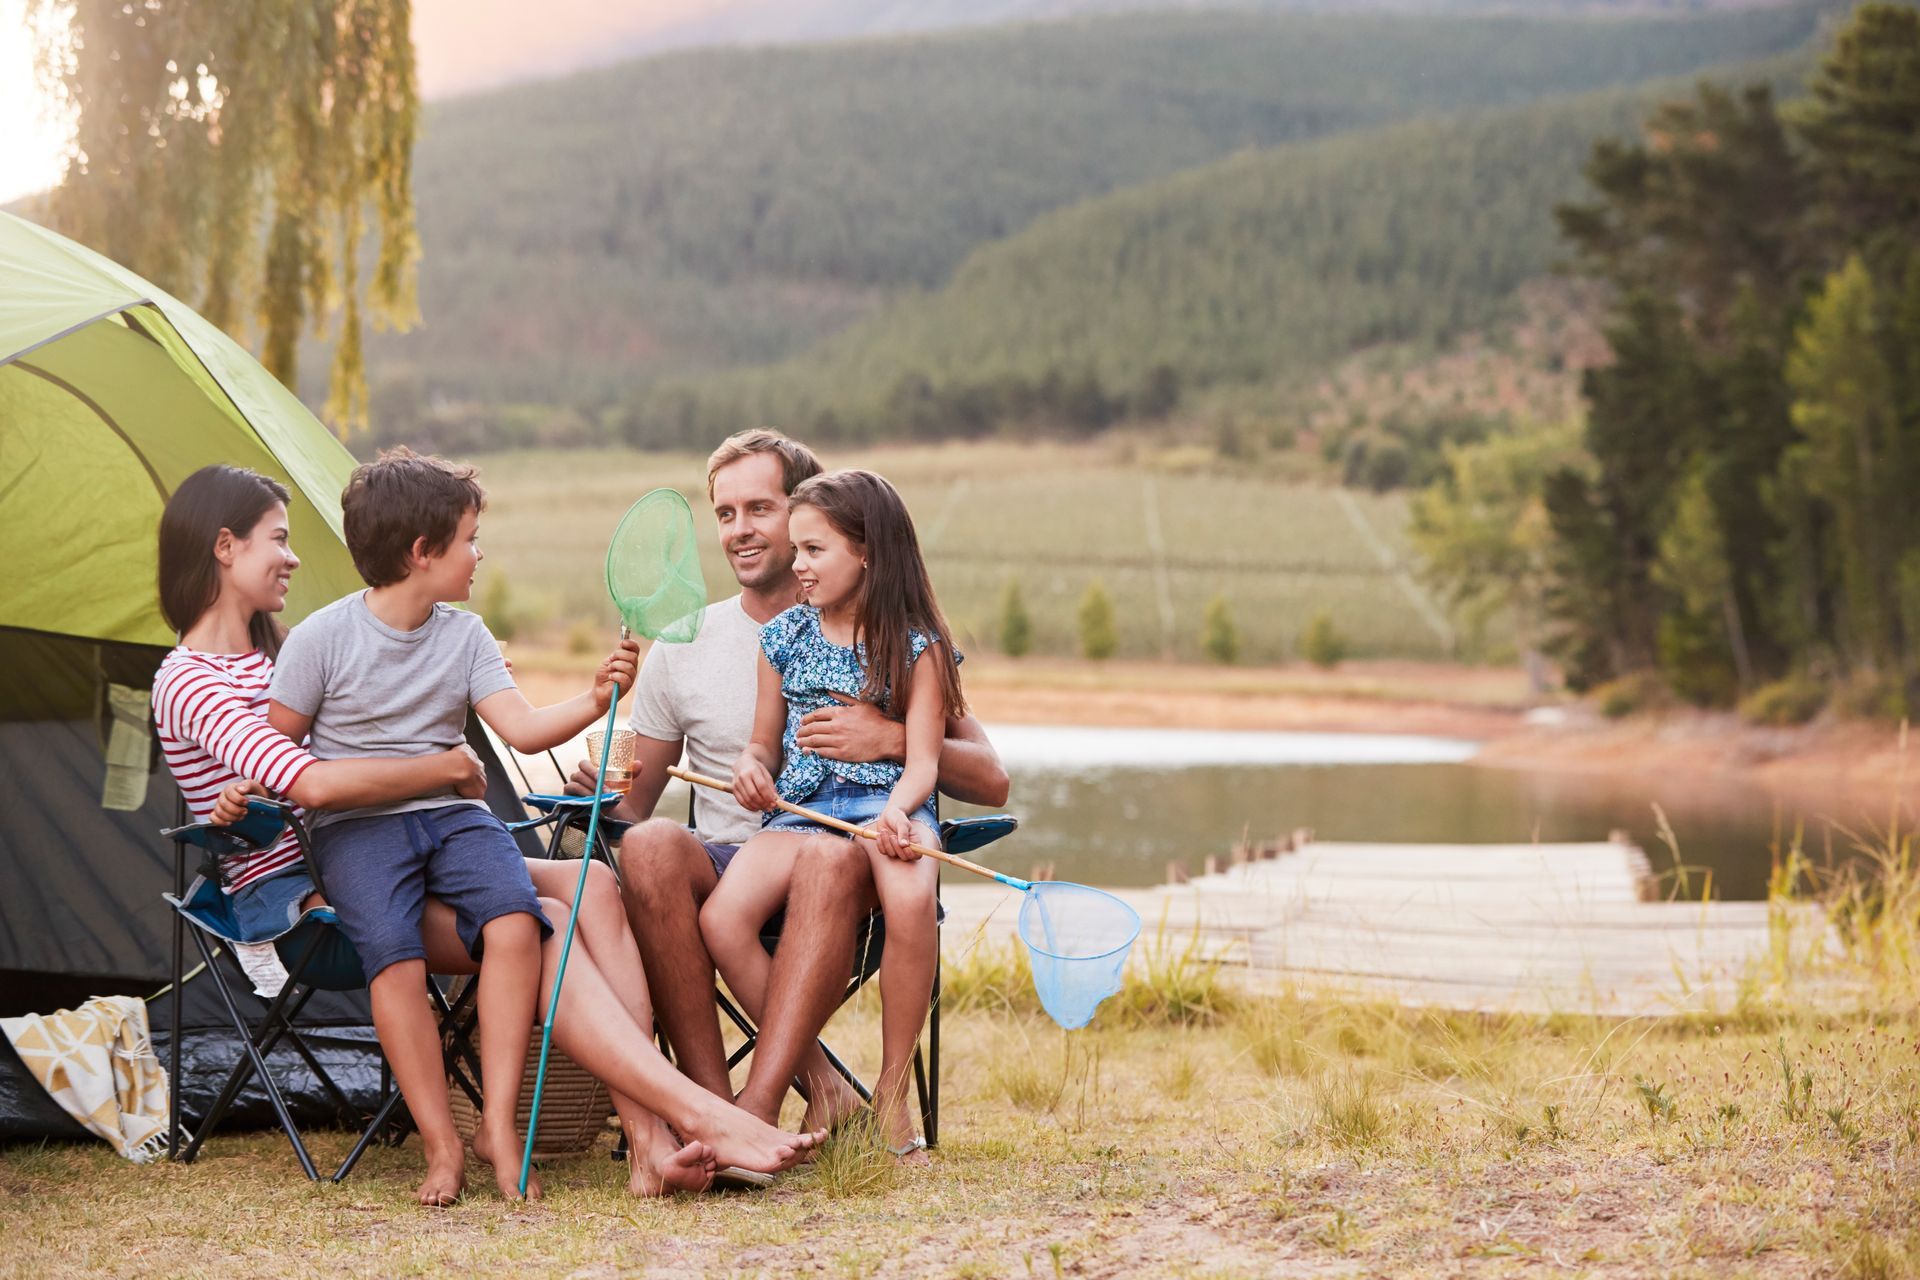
[447,1017,613,1161]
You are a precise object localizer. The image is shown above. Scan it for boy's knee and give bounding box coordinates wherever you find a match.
[483,908,548,952]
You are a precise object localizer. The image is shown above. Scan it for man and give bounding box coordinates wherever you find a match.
[569,430,1008,1134]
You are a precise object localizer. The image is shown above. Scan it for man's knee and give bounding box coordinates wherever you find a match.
[618,819,706,899]
[792,836,876,914]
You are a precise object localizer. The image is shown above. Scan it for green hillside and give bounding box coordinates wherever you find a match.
[355,4,1829,409]
[636,51,1812,443]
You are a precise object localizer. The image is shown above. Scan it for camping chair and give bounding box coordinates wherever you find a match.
[162,799,483,1182]
[477,728,1017,1152]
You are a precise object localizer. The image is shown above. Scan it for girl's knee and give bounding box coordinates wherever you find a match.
[535,896,573,934]
[698,896,746,953]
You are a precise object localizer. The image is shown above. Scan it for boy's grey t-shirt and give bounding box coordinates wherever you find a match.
[269,591,515,828]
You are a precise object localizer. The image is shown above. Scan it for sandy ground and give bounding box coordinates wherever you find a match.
[510,648,1920,805]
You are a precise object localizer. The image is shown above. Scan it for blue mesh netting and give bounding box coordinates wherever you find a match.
[1017,882,1141,1030]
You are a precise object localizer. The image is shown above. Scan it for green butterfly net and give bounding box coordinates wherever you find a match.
[605,488,707,644]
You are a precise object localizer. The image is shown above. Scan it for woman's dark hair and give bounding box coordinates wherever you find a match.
[158,465,292,657]
[790,469,966,720]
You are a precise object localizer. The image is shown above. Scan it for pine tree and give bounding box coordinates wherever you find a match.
[998,578,1032,658]
[1201,594,1239,665]
[1785,255,1901,668]
[1078,581,1117,661]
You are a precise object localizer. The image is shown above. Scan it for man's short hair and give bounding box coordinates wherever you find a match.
[341,447,486,587]
[705,429,823,500]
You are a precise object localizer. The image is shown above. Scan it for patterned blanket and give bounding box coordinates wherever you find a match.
[2,995,170,1162]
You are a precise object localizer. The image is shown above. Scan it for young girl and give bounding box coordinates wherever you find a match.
[155,464,819,1204]
[703,468,968,1165]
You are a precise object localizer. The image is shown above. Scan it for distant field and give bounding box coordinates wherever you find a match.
[469,443,1455,663]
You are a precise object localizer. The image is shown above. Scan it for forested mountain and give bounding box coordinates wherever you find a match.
[619,51,1810,445]
[353,3,1830,410]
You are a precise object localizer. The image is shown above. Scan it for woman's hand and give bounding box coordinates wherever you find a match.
[441,744,489,799]
[874,805,918,860]
[591,637,642,711]
[731,752,778,813]
[210,780,268,826]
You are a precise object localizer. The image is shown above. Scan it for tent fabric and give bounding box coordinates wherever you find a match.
[0,214,421,1138]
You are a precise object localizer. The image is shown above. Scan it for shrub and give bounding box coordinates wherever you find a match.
[1593,671,1664,719]
[998,578,1032,658]
[1299,609,1348,668]
[1739,675,1826,726]
[1835,671,1908,723]
[477,571,516,642]
[1078,580,1117,660]
[1201,593,1239,664]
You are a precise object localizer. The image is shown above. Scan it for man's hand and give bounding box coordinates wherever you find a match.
[795,694,905,765]
[445,744,489,800]
[564,757,598,796]
[591,637,642,712]
[731,752,778,814]
[873,805,918,860]
[210,780,267,826]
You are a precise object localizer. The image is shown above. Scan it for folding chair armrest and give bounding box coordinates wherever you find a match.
[160,797,296,854]
[513,793,633,842]
[938,814,1019,856]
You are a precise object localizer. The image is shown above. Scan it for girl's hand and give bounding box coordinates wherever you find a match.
[874,805,918,860]
[211,780,268,827]
[591,637,642,711]
[732,753,778,813]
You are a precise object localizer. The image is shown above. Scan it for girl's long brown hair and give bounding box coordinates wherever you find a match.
[157,465,292,658]
[791,469,966,720]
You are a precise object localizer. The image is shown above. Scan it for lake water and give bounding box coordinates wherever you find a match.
[625,723,1870,901]
[931,725,1871,900]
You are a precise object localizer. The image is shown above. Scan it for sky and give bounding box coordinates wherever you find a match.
[0,0,725,205]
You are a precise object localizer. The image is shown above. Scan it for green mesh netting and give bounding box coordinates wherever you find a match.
[605,488,706,644]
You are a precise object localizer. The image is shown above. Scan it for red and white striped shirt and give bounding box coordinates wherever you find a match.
[152,647,316,893]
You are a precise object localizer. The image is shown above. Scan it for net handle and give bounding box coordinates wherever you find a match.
[669,766,1031,891]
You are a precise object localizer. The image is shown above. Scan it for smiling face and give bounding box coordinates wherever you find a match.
[710,452,797,591]
[220,501,300,616]
[412,506,483,603]
[789,503,866,615]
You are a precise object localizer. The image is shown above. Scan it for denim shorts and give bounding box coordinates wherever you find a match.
[228,868,319,942]
[311,805,550,981]
[762,774,937,839]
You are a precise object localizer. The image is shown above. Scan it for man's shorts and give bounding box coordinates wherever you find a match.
[312,805,551,981]
[701,837,740,878]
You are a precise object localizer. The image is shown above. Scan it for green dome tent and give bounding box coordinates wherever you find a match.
[0,212,522,1140]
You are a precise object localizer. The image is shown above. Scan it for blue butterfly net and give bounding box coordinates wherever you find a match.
[1017,882,1141,1030]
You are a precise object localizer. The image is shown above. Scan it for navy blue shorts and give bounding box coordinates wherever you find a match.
[228,868,319,941]
[761,775,937,840]
[312,805,550,981]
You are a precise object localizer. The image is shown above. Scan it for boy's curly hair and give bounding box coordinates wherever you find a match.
[341,447,486,587]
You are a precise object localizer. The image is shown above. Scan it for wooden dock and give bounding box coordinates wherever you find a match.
[938,838,1813,1017]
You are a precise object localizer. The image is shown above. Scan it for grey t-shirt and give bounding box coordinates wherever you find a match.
[269,591,515,828]
[628,594,764,845]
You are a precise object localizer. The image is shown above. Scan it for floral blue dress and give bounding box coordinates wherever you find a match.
[758,604,960,807]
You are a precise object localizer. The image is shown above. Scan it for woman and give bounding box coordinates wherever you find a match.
[154,465,818,1203]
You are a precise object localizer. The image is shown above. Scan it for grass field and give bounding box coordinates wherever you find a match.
[3,933,1916,1277]
[466,441,1452,665]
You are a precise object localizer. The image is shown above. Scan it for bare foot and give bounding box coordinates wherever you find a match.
[683,1098,826,1175]
[628,1118,716,1196]
[470,1120,542,1201]
[417,1138,465,1207]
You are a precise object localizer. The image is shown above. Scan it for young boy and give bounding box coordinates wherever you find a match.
[268,447,637,1204]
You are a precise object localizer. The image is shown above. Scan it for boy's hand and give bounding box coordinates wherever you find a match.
[731,753,778,813]
[591,637,641,711]
[210,780,267,827]
[874,805,918,860]
[443,744,489,799]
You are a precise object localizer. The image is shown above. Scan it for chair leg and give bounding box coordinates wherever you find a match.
[925,952,940,1149]
[815,1039,874,1104]
[184,936,321,1180]
[167,894,185,1162]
